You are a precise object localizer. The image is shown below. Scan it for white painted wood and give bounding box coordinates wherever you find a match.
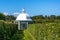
[27,22,28,30]
[18,21,20,30]
[16,9,32,21]
[16,9,32,30]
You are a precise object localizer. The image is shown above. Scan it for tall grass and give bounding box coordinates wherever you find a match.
[27,22,60,40]
[0,20,60,40]
[0,21,24,40]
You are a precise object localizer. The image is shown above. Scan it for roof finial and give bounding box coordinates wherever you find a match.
[22,8,26,13]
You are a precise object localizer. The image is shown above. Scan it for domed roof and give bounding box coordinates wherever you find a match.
[16,9,32,21]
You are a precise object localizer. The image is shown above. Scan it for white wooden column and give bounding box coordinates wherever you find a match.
[18,21,20,30]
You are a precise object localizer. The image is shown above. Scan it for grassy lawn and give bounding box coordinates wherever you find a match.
[24,22,60,40]
[0,20,60,40]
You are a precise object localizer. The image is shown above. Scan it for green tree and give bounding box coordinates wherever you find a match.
[0,13,5,20]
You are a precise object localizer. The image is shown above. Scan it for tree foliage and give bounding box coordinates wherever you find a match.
[0,13,16,21]
[31,15,60,23]
[0,21,24,40]
[0,12,60,23]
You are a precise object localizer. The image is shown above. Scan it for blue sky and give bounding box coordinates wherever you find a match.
[0,0,60,16]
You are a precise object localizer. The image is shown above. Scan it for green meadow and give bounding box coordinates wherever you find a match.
[25,22,60,40]
[0,20,60,40]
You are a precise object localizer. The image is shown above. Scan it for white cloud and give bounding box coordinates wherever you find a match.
[3,12,9,16]
[13,12,20,17]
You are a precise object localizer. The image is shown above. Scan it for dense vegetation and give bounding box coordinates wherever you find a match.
[26,22,60,40]
[0,20,24,40]
[0,13,15,21]
[0,20,60,40]
[31,15,60,23]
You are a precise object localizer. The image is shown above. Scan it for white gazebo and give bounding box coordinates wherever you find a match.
[16,9,32,30]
